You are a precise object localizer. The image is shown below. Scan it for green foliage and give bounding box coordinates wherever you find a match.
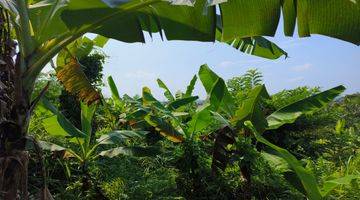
[28,65,360,199]
[270,86,321,110]
[59,51,106,128]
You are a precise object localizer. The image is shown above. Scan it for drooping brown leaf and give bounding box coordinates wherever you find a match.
[56,58,100,105]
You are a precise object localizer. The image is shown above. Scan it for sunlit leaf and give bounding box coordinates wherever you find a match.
[41,98,86,138]
[157,78,175,101]
[56,58,101,105]
[185,75,197,97]
[267,85,346,130]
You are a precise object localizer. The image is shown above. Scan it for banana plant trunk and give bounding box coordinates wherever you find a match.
[0,9,31,199]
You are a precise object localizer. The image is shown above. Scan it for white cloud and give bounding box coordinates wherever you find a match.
[291,63,312,72]
[218,61,236,68]
[218,59,264,68]
[288,76,304,82]
[125,70,156,79]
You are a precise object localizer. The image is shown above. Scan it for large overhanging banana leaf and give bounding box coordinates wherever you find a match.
[2,0,358,91]
[60,0,360,44]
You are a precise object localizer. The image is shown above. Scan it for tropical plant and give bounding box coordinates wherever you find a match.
[39,98,157,195]
[0,0,359,197]
[195,64,360,199]
[58,36,107,129]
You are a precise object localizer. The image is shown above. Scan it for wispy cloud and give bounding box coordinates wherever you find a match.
[288,76,304,82]
[125,70,155,79]
[218,61,236,68]
[279,38,303,49]
[218,59,265,68]
[291,63,312,72]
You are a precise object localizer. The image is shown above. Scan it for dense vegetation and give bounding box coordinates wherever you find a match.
[27,66,360,199]
[0,0,359,199]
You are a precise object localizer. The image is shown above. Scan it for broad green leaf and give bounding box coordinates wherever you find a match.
[234,85,270,132]
[62,0,215,43]
[198,64,235,115]
[107,76,122,104]
[97,130,148,145]
[42,116,69,137]
[98,146,160,158]
[185,75,197,97]
[127,108,150,120]
[157,78,175,101]
[220,0,281,41]
[38,140,66,152]
[80,102,97,137]
[41,98,86,138]
[29,0,69,44]
[215,15,287,59]
[167,96,198,110]
[267,85,346,130]
[145,115,184,143]
[295,0,359,45]
[58,0,287,59]
[142,87,168,113]
[261,152,290,173]
[244,121,322,200]
[320,175,360,197]
[93,35,109,47]
[187,105,212,135]
[209,78,226,112]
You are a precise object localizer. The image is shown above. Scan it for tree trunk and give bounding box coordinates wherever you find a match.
[0,8,30,199]
[240,164,251,200]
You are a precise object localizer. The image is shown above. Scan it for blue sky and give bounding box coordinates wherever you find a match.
[99,31,359,100]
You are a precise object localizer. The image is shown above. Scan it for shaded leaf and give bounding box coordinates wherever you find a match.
[244,121,322,200]
[38,141,66,152]
[211,126,236,174]
[234,85,270,132]
[145,115,184,143]
[321,175,360,197]
[167,96,198,110]
[41,98,86,138]
[98,146,160,158]
[97,130,148,145]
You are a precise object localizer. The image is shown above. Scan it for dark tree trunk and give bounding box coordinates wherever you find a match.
[240,164,252,200]
[0,8,30,199]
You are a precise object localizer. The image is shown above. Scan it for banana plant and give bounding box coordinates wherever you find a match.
[39,98,158,193]
[0,0,358,197]
[106,75,200,130]
[196,64,360,199]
